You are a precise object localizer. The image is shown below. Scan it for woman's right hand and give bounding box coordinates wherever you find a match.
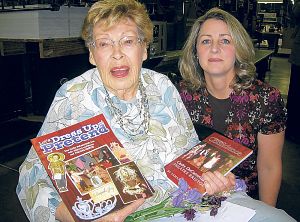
[203,171,235,195]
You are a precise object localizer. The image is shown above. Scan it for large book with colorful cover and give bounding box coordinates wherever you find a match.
[31,114,154,221]
[165,132,253,194]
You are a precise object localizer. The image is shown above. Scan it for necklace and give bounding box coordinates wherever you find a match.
[104,79,150,140]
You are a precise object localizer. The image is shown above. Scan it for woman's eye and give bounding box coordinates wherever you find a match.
[123,39,134,46]
[96,40,111,48]
[202,39,210,44]
[221,39,230,44]
[99,42,109,48]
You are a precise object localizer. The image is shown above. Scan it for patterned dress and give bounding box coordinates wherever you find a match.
[16,68,199,221]
[177,79,287,198]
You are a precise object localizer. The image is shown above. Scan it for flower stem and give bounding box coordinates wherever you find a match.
[125,198,185,222]
[126,207,185,222]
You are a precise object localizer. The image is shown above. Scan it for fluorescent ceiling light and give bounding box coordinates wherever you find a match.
[258,0,283,3]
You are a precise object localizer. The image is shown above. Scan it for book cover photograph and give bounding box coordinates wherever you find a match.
[165,132,253,194]
[31,114,153,221]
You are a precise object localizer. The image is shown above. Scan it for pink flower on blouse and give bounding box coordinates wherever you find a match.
[180,91,193,102]
[231,94,249,104]
[269,90,279,102]
[236,109,247,120]
[240,137,250,146]
[202,115,212,125]
[249,93,259,102]
[193,93,200,101]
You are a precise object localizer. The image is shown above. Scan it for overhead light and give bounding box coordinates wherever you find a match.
[257,0,283,3]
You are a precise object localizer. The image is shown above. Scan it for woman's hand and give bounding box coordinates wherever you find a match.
[203,171,235,195]
[93,196,146,222]
[56,196,146,222]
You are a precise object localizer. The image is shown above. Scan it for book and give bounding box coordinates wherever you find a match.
[31,114,154,221]
[165,132,253,194]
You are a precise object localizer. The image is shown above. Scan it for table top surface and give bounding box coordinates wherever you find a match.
[254,49,273,63]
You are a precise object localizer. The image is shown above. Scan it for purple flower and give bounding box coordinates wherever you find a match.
[186,189,202,204]
[236,109,247,120]
[231,94,249,104]
[219,196,227,201]
[182,208,196,221]
[241,138,250,146]
[235,179,247,192]
[178,178,189,192]
[172,193,184,207]
[181,92,193,102]
[169,178,230,220]
[170,178,188,198]
[171,179,202,207]
[210,207,218,216]
[233,138,241,144]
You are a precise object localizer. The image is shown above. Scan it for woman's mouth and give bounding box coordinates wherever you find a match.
[110,66,130,78]
[208,58,223,62]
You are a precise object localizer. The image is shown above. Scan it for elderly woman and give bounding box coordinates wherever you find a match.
[17,1,295,222]
[16,0,199,221]
[178,7,287,208]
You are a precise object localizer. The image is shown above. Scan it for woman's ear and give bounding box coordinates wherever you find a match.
[142,45,148,62]
[89,51,96,66]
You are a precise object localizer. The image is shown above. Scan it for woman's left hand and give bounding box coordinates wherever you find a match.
[203,171,235,195]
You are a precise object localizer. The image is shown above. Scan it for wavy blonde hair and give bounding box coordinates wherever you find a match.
[179,7,256,91]
[81,0,153,47]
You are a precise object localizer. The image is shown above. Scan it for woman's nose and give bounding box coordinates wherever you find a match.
[210,42,220,53]
[111,45,124,60]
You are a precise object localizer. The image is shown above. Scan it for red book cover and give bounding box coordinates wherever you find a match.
[31,114,153,221]
[165,132,253,194]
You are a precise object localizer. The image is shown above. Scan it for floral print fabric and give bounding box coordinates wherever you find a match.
[16,68,199,221]
[177,79,287,198]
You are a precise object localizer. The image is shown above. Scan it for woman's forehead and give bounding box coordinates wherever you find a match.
[94,17,136,31]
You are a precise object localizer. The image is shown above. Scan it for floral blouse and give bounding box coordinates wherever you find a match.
[16,68,199,222]
[177,79,287,198]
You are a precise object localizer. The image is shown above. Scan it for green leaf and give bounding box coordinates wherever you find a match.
[174,134,188,148]
[148,119,167,137]
[25,183,40,209]
[143,73,155,85]
[67,82,87,92]
[24,161,34,171]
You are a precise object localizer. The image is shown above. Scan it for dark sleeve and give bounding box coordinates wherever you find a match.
[293,1,300,20]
